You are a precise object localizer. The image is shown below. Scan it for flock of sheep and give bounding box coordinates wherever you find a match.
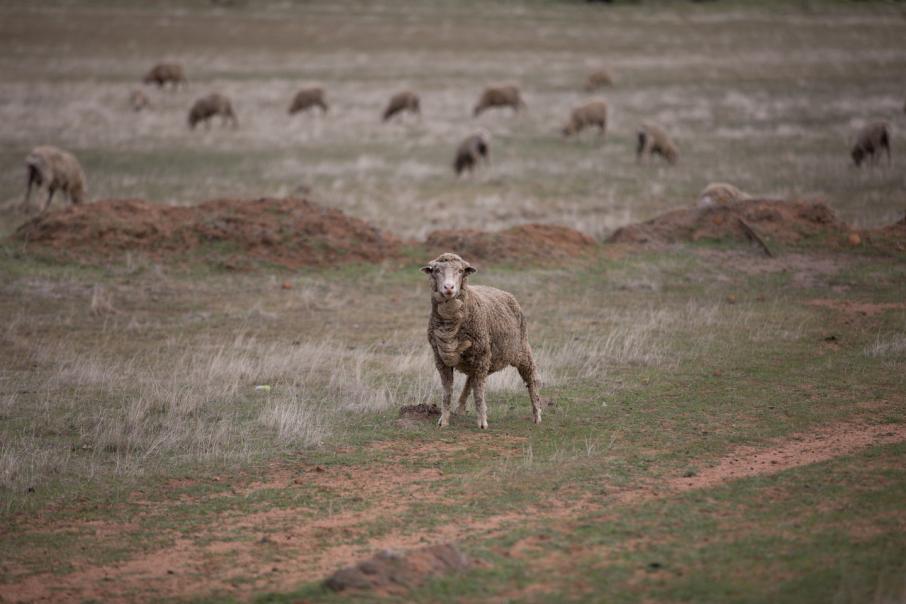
[17,62,901,430]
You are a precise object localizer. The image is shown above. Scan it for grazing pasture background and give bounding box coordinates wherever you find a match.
[1,0,906,239]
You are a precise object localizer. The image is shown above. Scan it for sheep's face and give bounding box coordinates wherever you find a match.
[421,253,476,300]
[851,147,865,166]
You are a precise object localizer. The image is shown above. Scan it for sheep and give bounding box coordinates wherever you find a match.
[697,182,749,208]
[636,122,678,165]
[22,145,87,213]
[129,89,150,112]
[453,131,490,176]
[851,121,891,167]
[421,253,543,429]
[188,93,238,129]
[473,85,525,117]
[142,63,187,89]
[289,87,328,115]
[382,90,420,122]
[562,100,608,138]
[584,69,613,91]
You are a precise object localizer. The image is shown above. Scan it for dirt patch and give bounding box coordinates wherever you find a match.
[424,223,599,265]
[398,403,440,418]
[609,198,848,248]
[12,197,402,269]
[863,213,906,254]
[668,421,906,492]
[323,543,469,594]
[805,298,906,317]
[4,420,903,603]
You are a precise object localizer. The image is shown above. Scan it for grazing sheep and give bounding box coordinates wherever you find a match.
[473,85,525,117]
[142,63,187,89]
[188,93,238,129]
[851,121,891,167]
[636,122,678,165]
[382,90,420,122]
[129,89,150,112]
[289,87,328,115]
[562,100,608,138]
[22,146,86,213]
[453,131,490,176]
[421,253,543,429]
[584,69,613,91]
[697,182,749,208]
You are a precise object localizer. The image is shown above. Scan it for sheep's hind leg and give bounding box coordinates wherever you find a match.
[437,365,454,427]
[518,361,542,425]
[42,188,56,213]
[455,375,473,414]
[473,372,489,430]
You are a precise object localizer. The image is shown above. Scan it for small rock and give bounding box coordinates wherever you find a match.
[848,232,861,246]
[281,281,293,290]
[726,294,737,304]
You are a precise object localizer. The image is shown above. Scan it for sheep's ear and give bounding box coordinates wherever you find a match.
[464,265,477,276]
[420,264,434,274]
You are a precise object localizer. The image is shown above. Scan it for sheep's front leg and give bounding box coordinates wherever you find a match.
[437,365,454,428]
[473,371,489,430]
[456,374,473,414]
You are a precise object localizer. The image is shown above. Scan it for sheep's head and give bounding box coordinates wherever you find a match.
[851,147,865,167]
[421,253,476,300]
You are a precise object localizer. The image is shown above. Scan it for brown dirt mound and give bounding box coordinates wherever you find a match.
[863,213,906,253]
[424,223,599,265]
[13,197,402,269]
[323,544,469,594]
[398,403,440,418]
[608,198,848,247]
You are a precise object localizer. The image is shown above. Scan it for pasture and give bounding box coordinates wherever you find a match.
[1,1,905,602]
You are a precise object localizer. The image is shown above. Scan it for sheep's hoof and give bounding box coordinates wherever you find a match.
[478,420,488,430]
[437,416,449,428]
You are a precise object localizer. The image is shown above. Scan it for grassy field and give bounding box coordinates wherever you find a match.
[1,1,906,602]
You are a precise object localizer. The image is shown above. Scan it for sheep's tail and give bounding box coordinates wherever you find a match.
[636,130,647,161]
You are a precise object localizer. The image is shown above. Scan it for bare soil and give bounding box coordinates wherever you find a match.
[424,223,599,265]
[608,198,849,247]
[2,419,902,603]
[323,543,469,595]
[12,197,403,269]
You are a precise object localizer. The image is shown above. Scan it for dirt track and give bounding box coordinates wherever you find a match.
[3,418,903,603]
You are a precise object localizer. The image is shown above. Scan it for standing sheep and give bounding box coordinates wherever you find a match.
[453,131,490,176]
[22,146,87,213]
[129,89,150,112]
[636,122,678,165]
[584,69,613,91]
[851,121,891,167]
[562,100,608,138]
[382,90,420,122]
[289,87,328,115]
[473,85,526,117]
[188,93,238,129]
[142,63,187,89]
[421,253,543,430]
